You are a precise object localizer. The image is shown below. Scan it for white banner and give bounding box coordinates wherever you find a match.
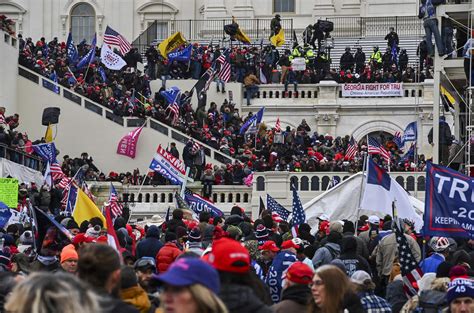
[100,44,127,70]
[291,57,306,71]
[342,83,403,97]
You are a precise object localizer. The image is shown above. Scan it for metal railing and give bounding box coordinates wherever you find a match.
[0,143,44,171]
[17,65,237,166]
[132,18,294,52]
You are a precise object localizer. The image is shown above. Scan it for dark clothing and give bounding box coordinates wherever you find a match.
[340,52,355,71]
[270,18,282,37]
[136,226,163,259]
[219,284,273,313]
[271,284,311,313]
[339,253,372,277]
[385,31,399,49]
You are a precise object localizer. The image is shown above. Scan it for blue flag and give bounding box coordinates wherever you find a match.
[168,45,192,62]
[160,86,181,104]
[423,162,474,238]
[51,72,60,94]
[66,32,78,64]
[77,34,97,69]
[400,143,415,163]
[184,189,224,218]
[266,194,290,221]
[32,143,57,163]
[239,107,265,134]
[98,66,107,82]
[402,121,417,144]
[65,185,78,214]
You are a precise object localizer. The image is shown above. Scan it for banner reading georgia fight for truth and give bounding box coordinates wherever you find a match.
[342,83,404,97]
[423,162,474,239]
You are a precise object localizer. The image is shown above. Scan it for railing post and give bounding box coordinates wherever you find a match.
[189,19,192,41]
[257,19,259,40]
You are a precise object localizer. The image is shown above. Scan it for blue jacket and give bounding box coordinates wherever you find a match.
[266,251,297,303]
[419,253,445,273]
[136,226,164,259]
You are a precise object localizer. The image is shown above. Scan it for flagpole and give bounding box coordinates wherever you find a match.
[355,151,368,233]
[180,167,191,199]
[136,169,150,196]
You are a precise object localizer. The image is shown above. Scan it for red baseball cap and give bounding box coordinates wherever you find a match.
[208,238,250,273]
[258,240,279,252]
[285,262,314,285]
[281,240,300,250]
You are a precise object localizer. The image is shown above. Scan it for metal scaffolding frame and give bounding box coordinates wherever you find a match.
[432,2,473,175]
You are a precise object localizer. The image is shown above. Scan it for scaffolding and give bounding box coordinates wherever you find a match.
[432,1,473,175]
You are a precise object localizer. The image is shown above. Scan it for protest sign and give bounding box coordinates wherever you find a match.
[0,178,18,208]
[342,83,404,97]
[291,57,306,71]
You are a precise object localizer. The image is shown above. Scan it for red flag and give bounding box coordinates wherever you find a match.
[105,205,122,257]
[117,125,144,159]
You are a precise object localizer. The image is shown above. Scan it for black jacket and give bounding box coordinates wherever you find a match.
[219,284,273,313]
[136,226,163,259]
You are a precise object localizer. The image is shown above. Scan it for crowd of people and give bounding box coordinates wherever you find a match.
[1,205,473,313]
[0,15,15,36]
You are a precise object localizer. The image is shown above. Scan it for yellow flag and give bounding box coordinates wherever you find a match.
[440,85,455,106]
[235,27,251,44]
[270,29,285,47]
[44,124,53,143]
[157,32,187,59]
[73,189,105,226]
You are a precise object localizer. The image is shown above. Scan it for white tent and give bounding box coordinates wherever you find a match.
[303,172,424,231]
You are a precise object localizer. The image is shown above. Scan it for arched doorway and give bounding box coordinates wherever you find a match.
[70,3,95,43]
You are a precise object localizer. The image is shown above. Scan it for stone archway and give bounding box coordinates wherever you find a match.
[351,120,403,142]
[0,2,27,34]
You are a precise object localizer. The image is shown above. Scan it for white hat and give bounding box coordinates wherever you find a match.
[368,215,380,225]
[145,214,165,227]
[351,270,371,285]
[318,214,330,221]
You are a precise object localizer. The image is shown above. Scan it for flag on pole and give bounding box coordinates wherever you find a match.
[50,162,65,181]
[239,107,265,134]
[149,145,187,185]
[274,117,281,132]
[32,143,57,163]
[267,194,290,221]
[43,162,52,187]
[100,43,127,70]
[291,184,306,238]
[116,124,144,159]
[160,87,181,124]
[401,122,417,144]
[73,188,105,225]
[105,204,121,254]
[184,188,224,218]
[259,196,266,217]
[158,32,187,59]
[368,137,391,163]
[168,45,192,62]
[395,221,423,296]
[108,183,123,219]
[393,131,403,150]
[44,124,53,143]
[270,29,285,47]
[216,50,231,83]
[103,25,132,55]
[175,192,191,211]
[345,136,358,160]
[66,32,78,64]
[31,205,73,253]
[77,34,97,69]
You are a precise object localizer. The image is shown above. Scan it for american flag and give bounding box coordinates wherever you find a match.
[175,192,190,211]
[191,141,201,154]
[166,90,180,124]
[204,67,217,93]
[50,162,65,181]
[216,50,231,83]
[291,184,306,238]
[368,137,391,163]
[345,136,358,160]
[272,212,284,223]
[275,117,281,132]
[103,25,131,55]
[108,183,123,218]
[267,194,290,221]
[58,176,72,189]
[395,222,423,297]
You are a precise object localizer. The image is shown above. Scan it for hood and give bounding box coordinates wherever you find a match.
[326,242,341,253]
[146,225,160,238]
[120,286,151,313]
[281,284,311,305]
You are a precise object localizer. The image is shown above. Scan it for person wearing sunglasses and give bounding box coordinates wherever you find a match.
[152,257,228,313]
[308,265,364,313]
[134,257,156,293]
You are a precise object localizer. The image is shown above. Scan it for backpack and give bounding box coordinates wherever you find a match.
[415,290,448,313]
[324,245,340,261]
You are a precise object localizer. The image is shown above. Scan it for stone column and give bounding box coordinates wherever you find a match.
[315,81,340,135]
[313,0,335,17]
[232,0,255,18]
[204,0,228,19]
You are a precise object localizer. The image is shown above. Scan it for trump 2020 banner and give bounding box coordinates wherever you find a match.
[342,83,403,97]
[424,162,474,238]
[149,145,186,185]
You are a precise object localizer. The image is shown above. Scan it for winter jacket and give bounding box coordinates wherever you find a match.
[338,252,372,277]
[312,242,341,269]
[96,289,140,313]
[155,242,182,273]
[120,286,151,313]
[266,250,297,303]
[419,253,445,274]
[375,233,421,276]
[219,284,273,313]
[271,284,311,313]
[386,280,408,313]
[136,226,163,259]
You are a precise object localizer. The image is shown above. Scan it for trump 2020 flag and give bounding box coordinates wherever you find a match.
[361,158,423,231]
[77,34,97,69]
[101,43,127,70]
[32,142,57,163]
[168,45,192,62]
[423,162,474,238]
[117,125,144,159]
[402,121,417,144]
[66,32,78,64]
[149,145,187,185]
[239,107,265,134]
[184,189,224,218]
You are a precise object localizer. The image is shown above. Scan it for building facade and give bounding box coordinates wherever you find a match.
[0,0,418,44]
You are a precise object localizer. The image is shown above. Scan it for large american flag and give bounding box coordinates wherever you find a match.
[216,50,231,83]
[345,136,358,160]
[274,117,281,132]
[191,141,201,154]
[291,184,306,238]
[50,162,65,181]
[395,222,423,297]
[267,194,290,221]
[368,137,391,163]
[103,25,131,55]
[108,183,123,218]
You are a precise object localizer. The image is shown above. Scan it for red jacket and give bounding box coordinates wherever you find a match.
[156,242,182,273]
